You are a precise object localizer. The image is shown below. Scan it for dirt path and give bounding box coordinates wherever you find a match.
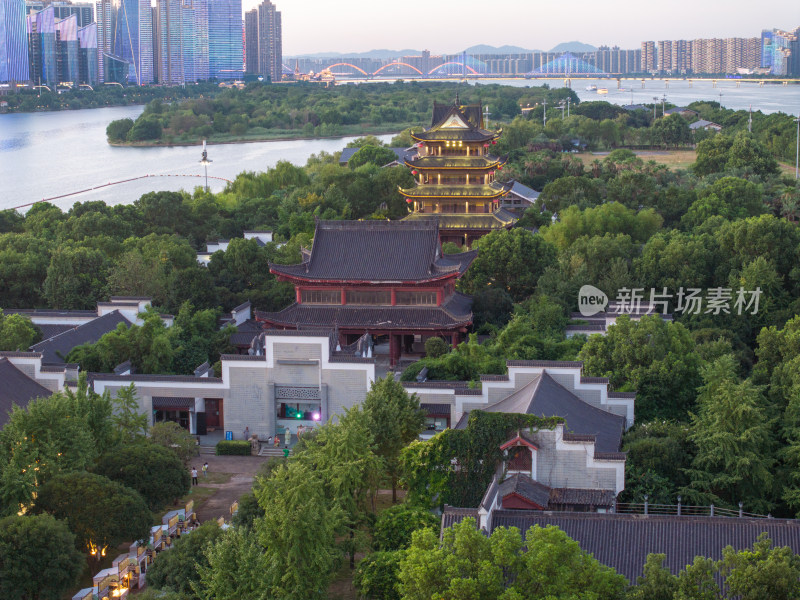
[192,454,271,523]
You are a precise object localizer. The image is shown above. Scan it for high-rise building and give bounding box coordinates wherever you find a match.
[1,0,30,82]
[244,8,257,73]
[76,21,97,84]
[55,12,79,83]
[762,28,797,75]
[184,0,208,82]
[256,0,280,82]
[641,41,656,72]
[207,0,241,80]
[26,2,94,27]
[156,0,182,84]
[95,0,152,85]
[657,40,672,73]
[27,5,57,86]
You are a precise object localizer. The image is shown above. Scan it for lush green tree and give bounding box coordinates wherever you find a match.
[149,421,198,465]
[652,113,691,147]
[627,554,678,600]
[540,203,662,250]
[398,519,627,600]
[127,116,163,141]
[0,392,99,514]
[362,377,425,502]
[683,176,766,227]
[373,503,439,551]
[681,356,775,513]
[349,145,398,169]
[111,384,148,443]
[194,526,268,600]
[231,491,265,530]
[146,520,223,595]
[693,132,779,178]
[719,533,800,600]
[43,244,110,309]
[297,408,384,567]
[354,550,404,600]
[252,460,344,599]
[579,315,703,421]
[34,471,151,561]
[537,176,603,214]
[0,513,84,600]
[471,288,515,330]
[0,311,39,351]
[95,441,190,510]
[106,118,134,142]
[459,228,557,302]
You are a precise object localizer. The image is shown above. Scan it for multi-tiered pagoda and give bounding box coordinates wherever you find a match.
[401,101,518,247]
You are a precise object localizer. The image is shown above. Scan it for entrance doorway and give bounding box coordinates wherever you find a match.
[205,398,223,429]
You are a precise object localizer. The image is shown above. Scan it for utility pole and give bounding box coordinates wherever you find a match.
[567,97,570,118]
[661,94,666,117]
[543,98,547,127]
[748,104,752,133]
[653,96,658,120]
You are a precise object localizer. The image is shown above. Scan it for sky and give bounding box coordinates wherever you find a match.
[242,0,800,56]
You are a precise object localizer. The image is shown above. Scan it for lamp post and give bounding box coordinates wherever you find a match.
[199,140,212,192]
[653,96,658,120]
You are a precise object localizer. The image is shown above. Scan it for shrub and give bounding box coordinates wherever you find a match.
[424,337,449,359]
[216,440,251,456]
[373,503,439,551]
[354,550,404,600]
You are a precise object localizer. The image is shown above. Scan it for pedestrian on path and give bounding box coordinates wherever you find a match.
[202,462,208,478]
[191,466,198,486]
[274,434,280,448]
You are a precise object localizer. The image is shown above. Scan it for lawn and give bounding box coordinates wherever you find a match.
[574,149,698,171]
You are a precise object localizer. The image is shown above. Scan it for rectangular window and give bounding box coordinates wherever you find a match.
[301,290,340,304]
[395,291,438,306]
[345,290,391,305]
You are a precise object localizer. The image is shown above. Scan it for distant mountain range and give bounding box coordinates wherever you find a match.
[549,41,598,53]
[286,42,598,60]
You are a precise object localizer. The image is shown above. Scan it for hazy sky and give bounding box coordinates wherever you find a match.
[242,0,799,56]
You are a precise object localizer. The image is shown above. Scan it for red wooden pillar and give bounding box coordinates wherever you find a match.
[451,332,459,348]
[389,333,399,367]
[341,289,346,305]
[296,287,302,303]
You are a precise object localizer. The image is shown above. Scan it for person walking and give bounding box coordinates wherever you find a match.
[243,426,250,440]
[202,462,208,478]
[191,466,198,486]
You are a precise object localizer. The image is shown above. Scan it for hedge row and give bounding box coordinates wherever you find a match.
[215,440,251,456]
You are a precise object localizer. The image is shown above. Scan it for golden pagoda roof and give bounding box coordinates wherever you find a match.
[412,101,500,143]
[402,209,518,230]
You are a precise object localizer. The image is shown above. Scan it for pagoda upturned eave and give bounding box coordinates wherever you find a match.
[405,155,509,170]
[411,129,500,143]
[267,269,467,286]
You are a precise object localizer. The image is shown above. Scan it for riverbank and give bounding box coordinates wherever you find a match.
[109,123,415,147]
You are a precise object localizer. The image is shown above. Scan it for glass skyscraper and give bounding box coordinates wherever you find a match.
[26,5,56,86]
[1,0,31,82]
[207,0,242,80]
[96,0,152,84]
[55,13,79,84]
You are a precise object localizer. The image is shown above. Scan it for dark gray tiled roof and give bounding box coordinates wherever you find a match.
[499,473,552,508]
[152,397,194,409]
[270,220,476,282]
[0,358,52,428]
[508,180,540,201]
[88,373,223,384]
[485,510,800,583]
[256,292,473,331]
[421,403,452,415]
[476,372,625,453]
[548,488,616,507]
[30,311,131,364]
[507,360,583,368]
[38,324,78,340]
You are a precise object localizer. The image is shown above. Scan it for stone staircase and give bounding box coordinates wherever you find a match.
[258,446,292,457]
[199,445,216,455]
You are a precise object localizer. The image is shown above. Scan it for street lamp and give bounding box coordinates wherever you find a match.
[199,140,212,192]
[653,96,658,120]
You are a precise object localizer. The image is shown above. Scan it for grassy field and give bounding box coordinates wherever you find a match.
[574,150,698,171]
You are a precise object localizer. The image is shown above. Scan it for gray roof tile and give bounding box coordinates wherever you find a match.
[0,358,52,428]
[30,311,131,363]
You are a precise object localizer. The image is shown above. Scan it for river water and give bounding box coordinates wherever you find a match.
[0,105,393,211]
[0,79,797,212]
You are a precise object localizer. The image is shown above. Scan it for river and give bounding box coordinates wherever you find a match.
[1,79,797,212]
[0,105,393,212]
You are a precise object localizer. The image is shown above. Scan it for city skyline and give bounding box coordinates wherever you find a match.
[240,0,799,56]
